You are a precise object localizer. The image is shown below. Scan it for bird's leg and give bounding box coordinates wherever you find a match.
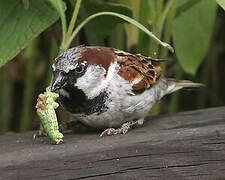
[33,125,47,139]
[100,118,144,137]
[58,121,73,134]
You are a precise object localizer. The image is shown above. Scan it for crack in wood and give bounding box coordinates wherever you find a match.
[168,119,225,130]
[1,107,225,179]
[68,171,125,180]
[143,162,208,170]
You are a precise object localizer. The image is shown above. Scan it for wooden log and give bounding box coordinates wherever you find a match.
[0,107,225,179]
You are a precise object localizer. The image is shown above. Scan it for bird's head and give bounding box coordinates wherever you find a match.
[51,45,115,113]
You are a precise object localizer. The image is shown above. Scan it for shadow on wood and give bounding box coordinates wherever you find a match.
[0,107,225,179]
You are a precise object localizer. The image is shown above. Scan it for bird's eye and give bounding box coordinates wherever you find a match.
[75,63,85,73]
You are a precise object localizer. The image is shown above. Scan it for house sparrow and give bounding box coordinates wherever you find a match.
[51,45,203,136]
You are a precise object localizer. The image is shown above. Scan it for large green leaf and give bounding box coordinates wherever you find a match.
[0,0,59,67]
[176,0,204,16]
[80,0,133,45]
[173,0,217,75]
[216,0,225,10]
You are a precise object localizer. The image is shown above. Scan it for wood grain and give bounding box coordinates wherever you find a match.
[0,107,225,180]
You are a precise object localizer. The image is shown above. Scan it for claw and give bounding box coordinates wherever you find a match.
[100,119,145,137]
[100,122,132,137]
[33,130,47,139]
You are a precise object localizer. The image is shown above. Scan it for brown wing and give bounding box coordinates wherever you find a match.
[113,49,163,94]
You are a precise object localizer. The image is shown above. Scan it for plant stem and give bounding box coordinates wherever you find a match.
[111,24,125,49]
[0,67,13,134]
[156,0,164,20]
[20,39,38,132]
[119,0,139,49]
[162,0,178,113]
[64,12,174,53]
[150,0,176,58]
[161,0,176,59]
[151,0,176,115]
[158,0,175,38]
[49,0,67,53]
[47,39,58,85]
[58,1,67,42]
[65,0,82,42]
[22,0,29,9]
[148,0,156,22]
[60,0,82,53]
[197,43,224,108]
[0,69,3,132]
[161,0,176,72]
[149,0,163,57]
[149,0,164,115]
[137,0,152,55]
[168,67,183,113]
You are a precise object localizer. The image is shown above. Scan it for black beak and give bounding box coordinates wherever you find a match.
[51,72,67,92]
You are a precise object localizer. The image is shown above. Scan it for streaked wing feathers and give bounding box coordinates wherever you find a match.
[114,49,163,94]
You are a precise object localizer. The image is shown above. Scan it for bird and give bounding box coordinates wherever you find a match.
[51,45,203,136]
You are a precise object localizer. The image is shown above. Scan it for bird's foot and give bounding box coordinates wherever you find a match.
[100,120,140,137]
[33,130,47,139]
[59,122,73,134]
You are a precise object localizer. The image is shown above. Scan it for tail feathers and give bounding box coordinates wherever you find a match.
[166,78,204,94]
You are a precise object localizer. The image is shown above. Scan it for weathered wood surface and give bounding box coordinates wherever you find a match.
[0,107,225,180]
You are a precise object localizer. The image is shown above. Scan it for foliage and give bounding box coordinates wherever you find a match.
[80,1,133,45]
[217,0,225,10]
[173,0,217,75]
[0,0,59,67]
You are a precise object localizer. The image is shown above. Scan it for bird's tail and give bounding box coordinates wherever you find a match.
[165,78,204,95]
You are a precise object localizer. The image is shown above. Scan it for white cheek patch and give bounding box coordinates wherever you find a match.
[59,89,70,98]
[74,65,107,98]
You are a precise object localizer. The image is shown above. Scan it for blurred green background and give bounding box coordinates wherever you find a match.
[0,0,224,134]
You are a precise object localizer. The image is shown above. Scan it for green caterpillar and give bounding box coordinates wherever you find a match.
[36,87,63,144]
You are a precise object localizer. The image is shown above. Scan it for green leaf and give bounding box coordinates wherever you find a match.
[173,0,217,75]
[176,0,204,16]
[0,0,59,68]
[48,0,66,18]
[48,0,67,39]
[216,0,225,10]
[80,1,133,45]
[176,0,202,8]
[65,12,174,53]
